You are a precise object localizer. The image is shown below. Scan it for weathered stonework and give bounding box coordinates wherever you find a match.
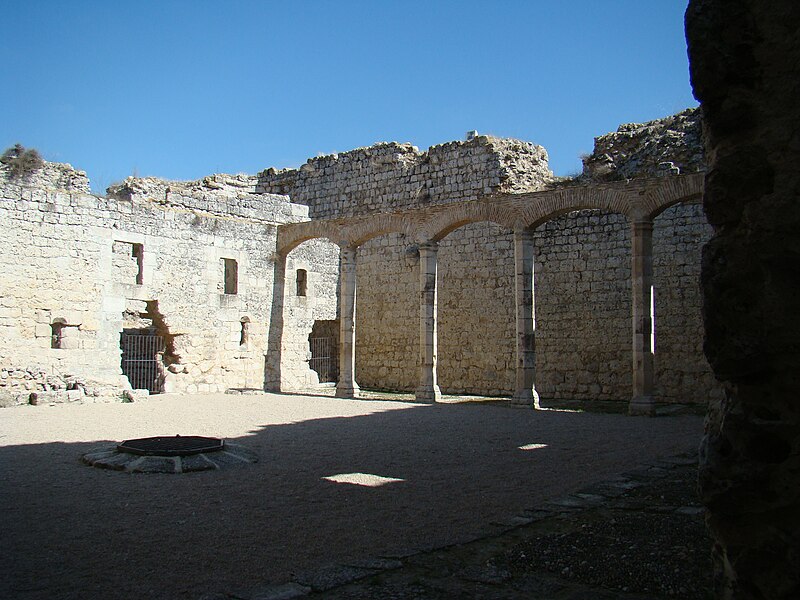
[0,163,314,405]
[1,109,720,410]
[687,1,800,597]
[345,200,717,404]
[282,239,340,388]
[272,120,719,407]
[257,137,553,219]
[582,108,705,181]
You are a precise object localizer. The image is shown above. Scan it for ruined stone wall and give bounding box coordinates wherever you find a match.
[283,239,340,388]
[438,224,517,396]
[652,202,718,403]
[355,234,418,390]
[582,107,705,181]
[268,121,719,405]
[268,135,553,395]
[257,137,553,219]
[0,109,721,407]
[352,205,717,405]
[532,212,632,401]
[0,163,313,406]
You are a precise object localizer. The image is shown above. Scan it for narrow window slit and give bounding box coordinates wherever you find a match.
[223,258,238,295]
[296,269,307,297]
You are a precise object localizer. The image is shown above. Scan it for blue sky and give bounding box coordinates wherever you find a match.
[2,1,696,193]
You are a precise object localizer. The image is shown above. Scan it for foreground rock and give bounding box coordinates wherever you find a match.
[686,1,800,597]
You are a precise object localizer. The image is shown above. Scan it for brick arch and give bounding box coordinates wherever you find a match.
[641,173,705,219]
[344,214,415,247]
[277,221,343,256]
[514,185,634,230]
[276,173,706,254]
[422,202,519,242]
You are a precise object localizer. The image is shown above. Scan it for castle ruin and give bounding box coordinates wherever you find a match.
[0,108,721,414]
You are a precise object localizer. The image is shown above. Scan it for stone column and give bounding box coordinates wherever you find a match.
[416,241,441,402]
[263,253,286,392]
[513,228,540,407]
[629,218,655,416]
[335,245,360,398]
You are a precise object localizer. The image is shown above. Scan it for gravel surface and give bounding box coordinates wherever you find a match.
[314,457,712,600]
[0,392,704,600]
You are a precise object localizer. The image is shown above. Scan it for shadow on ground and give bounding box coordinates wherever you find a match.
[0,395,704,600]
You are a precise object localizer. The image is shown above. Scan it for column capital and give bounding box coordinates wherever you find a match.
[513,226,535,241]
[338,241,358,251]
[418,240,439,254]
[338,244,358,264]
[631,218,655,232]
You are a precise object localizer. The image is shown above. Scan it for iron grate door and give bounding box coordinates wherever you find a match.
[309,337,335,383]
[120,333,165,393]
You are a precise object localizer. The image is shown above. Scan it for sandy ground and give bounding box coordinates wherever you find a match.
[0,393,703,600]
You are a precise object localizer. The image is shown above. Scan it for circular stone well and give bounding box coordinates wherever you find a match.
[81,435,257,473]
[118,435,224,457]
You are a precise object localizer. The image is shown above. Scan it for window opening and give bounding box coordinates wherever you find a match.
[650,284,656,354]
[132,243,144,285]
[51,321,65,349]
[112,240,145,285]
[223,258,238,295]
[296,269,307,297]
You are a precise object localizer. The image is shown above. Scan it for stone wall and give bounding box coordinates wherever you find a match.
[264,117,719,406]
[0,108,721,408]
[355,234,418,391]
[0,162,316,406]
[257,136,553,219]
[532,212,631,401]
[438,223,517,396]
[582,107,705,181]
[687,1,800,597]
[351,204,717,404]
[282,239,340,388]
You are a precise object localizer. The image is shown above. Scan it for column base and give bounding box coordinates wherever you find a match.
[415,385,442,403]
[629,395,656,416]
[335,382,360,399]
[512,388,540,409]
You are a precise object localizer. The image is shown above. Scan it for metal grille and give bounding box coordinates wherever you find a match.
[309,337,335,383]
[118,435,223,456]
[120,333,164,393]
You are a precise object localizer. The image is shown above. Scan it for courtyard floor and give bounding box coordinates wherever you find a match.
[0,392,706,599]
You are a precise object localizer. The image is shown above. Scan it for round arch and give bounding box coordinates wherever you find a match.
[277,220,343,257]
[421,202,518,243]
[641,173,705,220]
[346,214,415,247]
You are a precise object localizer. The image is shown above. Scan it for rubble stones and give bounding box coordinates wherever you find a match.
[582,108,704,181]
[0,159,91,193]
